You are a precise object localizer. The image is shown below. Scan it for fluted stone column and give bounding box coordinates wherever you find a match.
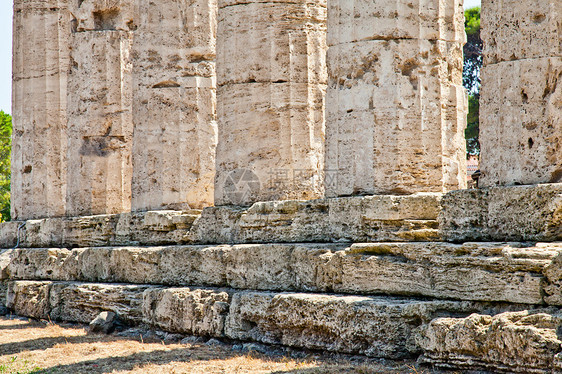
[65,0,134,216]
[130,0,218,211]
[479,0,562,186]
[11,0,70,219]
[215,0,327,205]
[325,0,467,196]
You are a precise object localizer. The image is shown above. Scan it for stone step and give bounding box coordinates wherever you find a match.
[440,183,562,242]
[3,280,524,360]
[2,241,562,305]
[0,193,441,248]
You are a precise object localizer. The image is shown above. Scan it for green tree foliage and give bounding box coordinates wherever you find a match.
[0,111,11,222]
[464,7,482,156]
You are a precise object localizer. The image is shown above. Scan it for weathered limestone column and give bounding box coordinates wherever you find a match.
[11,0,70,219]
[479,0,562,186]
[131,0,218,211]
[65,1,135,216]
[215,0,327,205]
[325,0,467,196]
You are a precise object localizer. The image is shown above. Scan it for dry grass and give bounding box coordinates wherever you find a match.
[0,316,435,374]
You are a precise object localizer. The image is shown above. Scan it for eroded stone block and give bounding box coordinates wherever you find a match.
[482,0,562,64]
[225,291,487,358]
[417,310,562,373]
[325,39,467,195]
[479,58,562,187]
[327,0,465,46]
[143,287,230,336]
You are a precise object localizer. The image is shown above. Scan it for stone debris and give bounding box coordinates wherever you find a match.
[89,311,119,334]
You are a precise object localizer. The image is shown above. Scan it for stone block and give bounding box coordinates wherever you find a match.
[325,39,467,196]
[327,0,465,46]
[66,30,134,216]
[482,0,562,64]
[417,310,562,373]
[7,280,154,324]
[11,1,70,219]
[143,287,231,337]
[217,1,326,85]
[215,82,326,205]
[479,58,562,187]
[225,291,489,358]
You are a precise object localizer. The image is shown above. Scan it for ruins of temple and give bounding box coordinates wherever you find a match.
[2,0,562,372]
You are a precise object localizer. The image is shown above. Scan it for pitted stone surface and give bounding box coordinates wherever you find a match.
[215,0,327,205]
[479,58,562,187]
[4,241,559,305]
[131,0,218,211]
[325,38,467,196]
[327,0,465,46]
[440,184,562,242]
[6,281,154,324]
[11,0,70,220]
[143,287,231,337]
[418,310,562,373]
[225,291,493,358]
[482,0,561,64]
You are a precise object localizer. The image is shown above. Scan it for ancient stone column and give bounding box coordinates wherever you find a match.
[325,0,467,196]
[65,0,135,216]
[479,0,562,186]
[11,0,70,220]
[214,0,327,205]
[131,0,218,211]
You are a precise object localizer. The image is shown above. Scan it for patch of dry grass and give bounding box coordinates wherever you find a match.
[0,317,434,374]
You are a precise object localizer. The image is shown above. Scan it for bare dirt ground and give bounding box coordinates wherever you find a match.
[0,316,443,374]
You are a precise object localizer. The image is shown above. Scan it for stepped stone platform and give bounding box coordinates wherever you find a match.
[3,188,562,373]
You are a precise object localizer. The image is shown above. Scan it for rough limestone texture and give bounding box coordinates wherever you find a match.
[4,242,560,305]
[66,27,134,216]
[0,194,441,248]
[327,0,465,46]
[0,210,200,249]
[193,193,441,243]
[225,291,493,358]
[481,0,561,64]
[6,281,154,324]
[325,38,467,196]
[131,0,217,211]
[417,310,562,373]
[440,184,562,242]
[143,287,230,337]
[215,0,327,205]
[11,0,70,220]
[479,58,562,187]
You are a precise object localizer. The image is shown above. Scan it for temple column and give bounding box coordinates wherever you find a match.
[11,0,70,219]
[325,0,467,196]
[214,0,327,205]
[65,0,135,216]
[479,0,562,186]
[130,0,218,211]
